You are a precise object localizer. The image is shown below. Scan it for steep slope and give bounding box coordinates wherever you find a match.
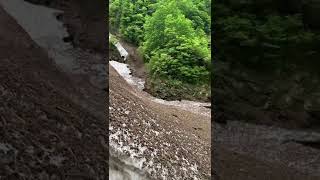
[0,5,108,179]
[109,65,211,179]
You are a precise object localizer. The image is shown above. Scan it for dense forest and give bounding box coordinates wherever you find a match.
[213,0,320,129]
[109,0,211,101]
[214,0,320,73]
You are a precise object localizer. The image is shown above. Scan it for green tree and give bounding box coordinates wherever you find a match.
[109,0,122,33]
[111,0,156,45]
[109,0,212,100]
[143,0,210,83]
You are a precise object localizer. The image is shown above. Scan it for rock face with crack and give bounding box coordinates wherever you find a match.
[109,66,211,179]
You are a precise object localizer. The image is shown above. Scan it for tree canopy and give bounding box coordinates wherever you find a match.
[109,0,211,100]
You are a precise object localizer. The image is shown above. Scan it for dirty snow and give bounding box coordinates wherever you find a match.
[109,60,211,117]
[115,42,129,61]
[109,61,145,90]
[109,124,201,180]
[0,0,106,78]
[109,126,154,178]
[0,0,78,71]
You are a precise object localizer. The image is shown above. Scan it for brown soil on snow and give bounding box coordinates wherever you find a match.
[0,4,108,180]
[110,28,318,180]
[109,58,317,179]
[110,49,319,179]
[109,65,211,179]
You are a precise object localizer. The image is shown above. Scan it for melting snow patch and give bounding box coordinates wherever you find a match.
[151,98,211,117]
[0,0,79,72]
[115,42,129,61]
[109,61,145,90]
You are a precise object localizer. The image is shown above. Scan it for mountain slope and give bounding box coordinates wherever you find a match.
[0,5,108,179]
[109,65,211,179]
